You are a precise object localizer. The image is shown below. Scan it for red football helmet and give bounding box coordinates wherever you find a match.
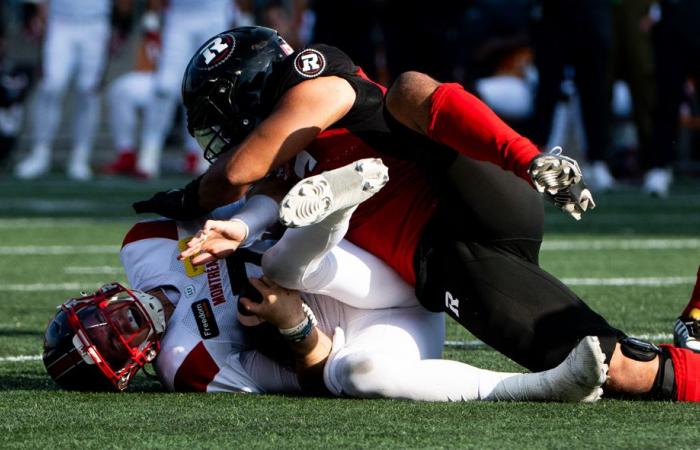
[43,283,166,391]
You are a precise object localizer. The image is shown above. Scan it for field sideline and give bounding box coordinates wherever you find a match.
[1,175,699,449]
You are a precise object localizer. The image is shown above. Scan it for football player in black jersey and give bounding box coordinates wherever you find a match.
[135,27,700,401]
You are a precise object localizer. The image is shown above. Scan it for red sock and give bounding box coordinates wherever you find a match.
[427,83,542,181]
[681,266,700,319]
[662,345,700,401]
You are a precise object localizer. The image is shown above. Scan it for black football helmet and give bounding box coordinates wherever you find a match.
[42,283,166,391]
[182,26,294,162]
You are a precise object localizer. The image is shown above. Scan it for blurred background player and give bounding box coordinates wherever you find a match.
[101,10,161,177]
[646,0,700,197]
[530,0,615,192]
[0,1,33,169]
[13,0,115,181]
[135,0,237,178]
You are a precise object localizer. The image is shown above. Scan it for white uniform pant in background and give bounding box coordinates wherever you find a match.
[31,16,109,161]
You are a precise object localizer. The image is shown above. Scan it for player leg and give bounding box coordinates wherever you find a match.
[69,19,110,180]
[104,72,155,175]
[263,159,413,309]
[15,17,74,179]
[323,303,607,402]
[138,11,191,178]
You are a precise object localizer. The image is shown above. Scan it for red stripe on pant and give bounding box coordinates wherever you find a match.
[427,83,541,182]
[174,342,219,392]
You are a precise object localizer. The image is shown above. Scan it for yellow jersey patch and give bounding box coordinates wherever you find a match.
[178,237,206,277]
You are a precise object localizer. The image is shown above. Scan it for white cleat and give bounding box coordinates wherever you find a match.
[67,162,93,181]
[586,161,615,192]
[544,336,609,403]
[14,151,50,180]
[643,168,673,198]
[279,158,389,228]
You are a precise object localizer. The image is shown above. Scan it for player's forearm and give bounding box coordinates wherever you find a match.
[290,327,333,395]
[198,157,251,209]
[231,194,280,247]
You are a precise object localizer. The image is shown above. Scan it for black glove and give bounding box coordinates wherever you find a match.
[132,176,210,220]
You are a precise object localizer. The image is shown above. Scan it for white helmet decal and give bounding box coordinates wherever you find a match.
[196,33,236,70]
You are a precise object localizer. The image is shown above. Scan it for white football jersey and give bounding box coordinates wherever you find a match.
[49,0,111,20]
[120,215,444,395]
[120,218,300,393]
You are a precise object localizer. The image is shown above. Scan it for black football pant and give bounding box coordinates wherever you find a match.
[414,155,624,371]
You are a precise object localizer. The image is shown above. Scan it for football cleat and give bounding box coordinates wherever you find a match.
[673,316,700,353]
[528,147,595,220]
[101,151,137,175]
[544,336,608,402]
[14,146,51,180]
[279,158,389,228]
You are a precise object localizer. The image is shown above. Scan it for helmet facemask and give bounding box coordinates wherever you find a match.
[45,283,165,391]
[187,78,257,163]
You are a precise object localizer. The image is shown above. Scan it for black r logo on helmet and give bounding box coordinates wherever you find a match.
[294,49,326,78]
[196,34,236,70]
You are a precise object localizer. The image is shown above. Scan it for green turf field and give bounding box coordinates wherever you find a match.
[1,175,699,449]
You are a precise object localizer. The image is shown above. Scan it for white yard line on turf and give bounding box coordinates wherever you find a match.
[0,355,42,362]
[0,245,119,255]
[0,332,677,363]
[561,276,696,286]
[542,238,700,251]
[0,283,100,292]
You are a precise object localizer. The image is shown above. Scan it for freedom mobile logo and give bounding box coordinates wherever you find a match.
[191,299,220,339]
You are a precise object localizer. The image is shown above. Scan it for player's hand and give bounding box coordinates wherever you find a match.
[239,276,305,329]
[132,176,209,220]
[178,219,248,265]
[528,147,596,220]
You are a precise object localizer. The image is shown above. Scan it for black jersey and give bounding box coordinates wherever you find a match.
[267,44,388,133]
[264,44,441,284]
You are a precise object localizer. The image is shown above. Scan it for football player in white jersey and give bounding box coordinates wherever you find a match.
[136,0,235,178]
[43,160,607,401]
[14,0,113,181]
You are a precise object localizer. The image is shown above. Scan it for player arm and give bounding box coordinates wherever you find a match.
[197,75,356,210]
[241,276,332,395]
[179,177,292,265]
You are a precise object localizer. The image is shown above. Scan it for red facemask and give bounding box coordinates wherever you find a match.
[60,283,163,391]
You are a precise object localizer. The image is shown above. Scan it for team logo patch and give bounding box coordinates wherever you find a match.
[195,33,236,70]
[191,299,220,339]
[294,49,326,78]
